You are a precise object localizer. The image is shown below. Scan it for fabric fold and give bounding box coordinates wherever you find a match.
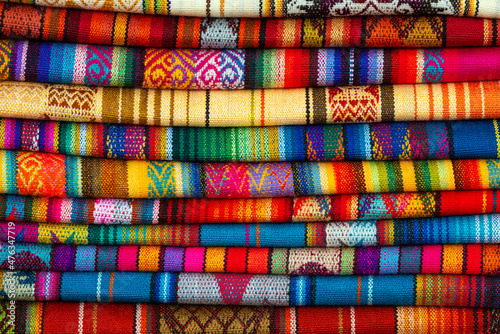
[4,243,500,276]
[3,118,500,161]
[4,302,499,334]
[2,3,500,49]
[3,0,499,19]
[2,40,500,89]
[2,150,500,198]
[2,271,499,307]
[5,214,499,247]
[0,190,496,225]
[2,81,499,127]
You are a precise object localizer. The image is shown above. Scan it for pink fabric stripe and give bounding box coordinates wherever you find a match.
[183,247,206,272]
[117,246,139,271]
[421,245,443,274]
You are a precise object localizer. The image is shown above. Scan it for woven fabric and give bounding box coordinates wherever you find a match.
[2,271,499,307]
[1,40,500,89]
[4,303,499,334]
[0,189,496,225]
[4,118,500,161]
[3,0,500,18]
[2,3,500,49]
[3,150,500,198]
[4,243,500,276]
[2,81,500,127]
[5,214,499,247]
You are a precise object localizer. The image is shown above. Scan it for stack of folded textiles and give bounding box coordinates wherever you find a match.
[0,0,500,333]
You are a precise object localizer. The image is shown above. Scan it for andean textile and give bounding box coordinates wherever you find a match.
[2,81,499,127]
[4,118,500,161]
[4,302,499,334]
[2,271,499,307]
[5,214,500,247]
[4,243,500,276]
[4,0,500,19]
[0,189,496,225]
[2,150,500,198]
[2,40,500,89]
[2,3,500,49]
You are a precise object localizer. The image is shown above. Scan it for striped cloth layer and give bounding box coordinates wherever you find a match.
[2,41,500,89]
[4,243,500,276]
[5,214,499,247]
[2,271,499,307]
[1,190,496,225]
[4,303,499,334]
[2,81,499,127]
[5,118,500,161]
[4,0,499,18]
[3,150,500,198]
[2,3,500,49]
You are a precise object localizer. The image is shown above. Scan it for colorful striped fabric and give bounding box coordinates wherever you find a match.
[3,150,500,198]
[4,243,500,276]
[4,303,499,334]
[4,0,500,18]
[2,271,499,307]
[2,40,500,89]
[4,118,500,161]
[2,81,500,127]
[0,189,496,225]
[5,214,499,247]
[2,3,500,49]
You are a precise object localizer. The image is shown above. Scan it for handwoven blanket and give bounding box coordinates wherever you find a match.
[2,81,499,127]
[4,118,500,161]
[5,214,499,247]
[2,41,500,89]
[2,271,499,307]
[2,3,500,49]
[0,190,496,225]
[3,0,499,18]
[5,303,499,334]
[4,243,499,276]
[2,150,500,198]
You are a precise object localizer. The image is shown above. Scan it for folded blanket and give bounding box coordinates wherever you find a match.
[2,3,500,49]
[2,271,499,307]
[0,190,496,225]
[4,243,499,276]
[5,302,499,334]
[2,81,498,127]
[5,214,499,247]
[4,118,500,161]
[3,0,498,19]
[2,40,500,89]
[2,150,500,198]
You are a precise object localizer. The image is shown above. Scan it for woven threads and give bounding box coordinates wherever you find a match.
[2,81,500,127]
[3,40,500,89]
[4,214,500,247]
[3,302,499,334]
[2,0,499,18]
[2,271,499,307]
[4,243,500,276]
[4,150,500,198]
[0,189,495,224]
[1,3,500,48]
[3,118,500,161]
